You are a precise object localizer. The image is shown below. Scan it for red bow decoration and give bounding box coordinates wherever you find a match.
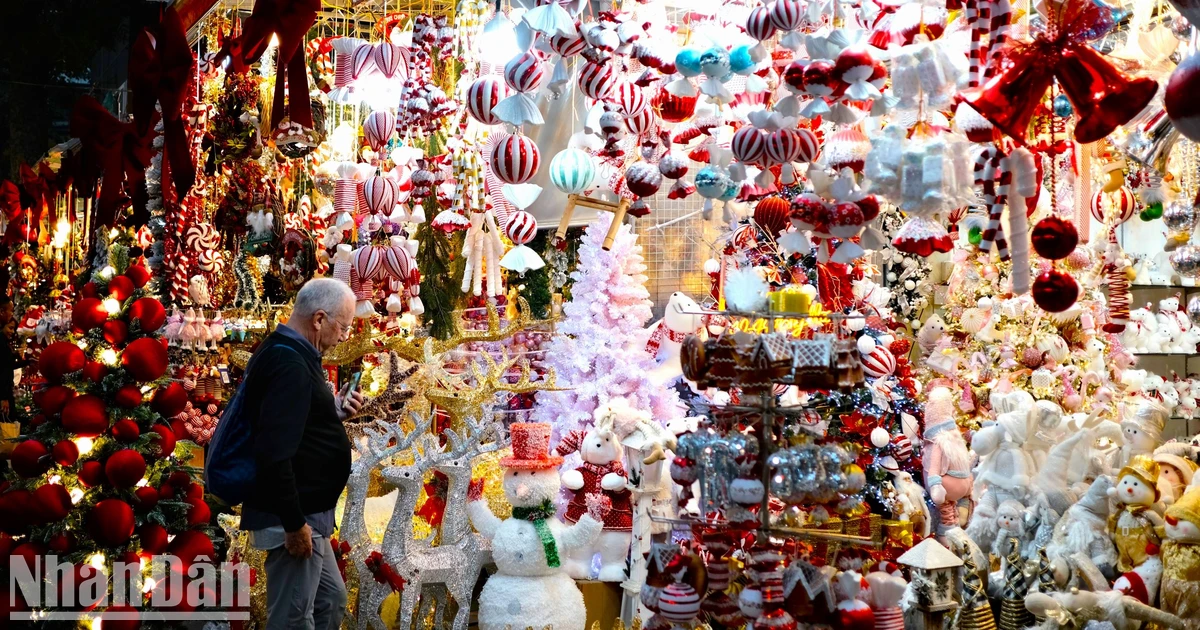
[364,551,406,593]
[70,96,153,227]
[216,0,320,132]
[415,470,449,527]
[962,0,1157,144]
[129,6,196,200]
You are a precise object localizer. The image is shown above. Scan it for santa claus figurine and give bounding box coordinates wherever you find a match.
[922,386,974,534]
[556,403,634,582]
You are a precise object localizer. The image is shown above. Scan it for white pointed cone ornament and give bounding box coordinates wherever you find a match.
[521,1,576,37]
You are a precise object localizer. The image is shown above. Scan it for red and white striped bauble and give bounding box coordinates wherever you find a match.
[363,110,396,151]
[550,30,587,57]
[615,82,647,115]
[382,243,416,280]
[732,126,767,165]
[579,61,617,100]
[770,0,804,31]
[504,51,544,93]
[625,107,656,136]
[658,583,702,622]
[353,245,386,281]
[363,176,397,216]
[489,135,542,184]
[891,433,912,461]
[505,211,538,245]
[1090,185,1137,225]
[765,128,802,164]
[746,6,778,41]
[863,346,897,378]
[373,42,406,79]
[794,128,821,163]
[351,43,376,80]
[466,77,507,126]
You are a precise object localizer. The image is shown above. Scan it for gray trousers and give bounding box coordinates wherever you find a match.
[262,535,348,630]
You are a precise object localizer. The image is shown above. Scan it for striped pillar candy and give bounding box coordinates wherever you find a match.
[466,77,506,125]
[874,608,905,630]
[549,148,596,194]
[505,211,538,245]
[489,134,541,185]
[334,178,359,216]
[1103,227,1131,332]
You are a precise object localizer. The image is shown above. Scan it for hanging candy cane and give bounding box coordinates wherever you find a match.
[983,0,1012,82]
[966,0,989,88]
[976,145,1010,260]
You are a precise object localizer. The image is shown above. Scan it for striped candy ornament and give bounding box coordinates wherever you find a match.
[794,128,821,163]
[1104,227,1131,332]
[373,42,407,79]
[975,145,1010,260]
[185,223,220,251]
[657,583,702,622]
[983,0,1012,82]
[863,346,897,378]
[363,110,396,151]
[875,608,905,630]
[466,77,507,125]
[579,61,617,100]
[746,5,778,41]
[351,42,377,80]
[732,126,767,165]
[549,148,595,194]
[489,134,541,184]
[550,29,587,57]
[504,50,545,93]
[353,245,385,282]
[363,176,398,216]
[706,558,732,590]
[625,107,656,136]
[891,433,912,461]
[770,0,804,31]
[1090,186,1137,224]
[197,249,223,273]
[765,128,802,164]
[615,82,648,115]
[505,211,538,245]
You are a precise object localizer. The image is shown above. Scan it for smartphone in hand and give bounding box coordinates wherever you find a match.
[343,371,362,410]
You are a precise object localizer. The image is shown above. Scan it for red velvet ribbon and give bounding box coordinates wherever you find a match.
[129,6,196,200]
[217,0,320,131]
[70,96,153,227]
[416,470,449,527]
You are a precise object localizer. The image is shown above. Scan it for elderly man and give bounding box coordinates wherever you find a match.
[240,278,365,630]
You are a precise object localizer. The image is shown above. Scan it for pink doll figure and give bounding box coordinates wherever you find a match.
[194,312,213,352]
[164,309,184,346]
[922,386,974,534]
[180,308,201,351]
[209,311,226,346]
[555,405,633,582]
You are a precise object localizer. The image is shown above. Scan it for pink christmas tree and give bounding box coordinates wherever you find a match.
[532,213,683,440]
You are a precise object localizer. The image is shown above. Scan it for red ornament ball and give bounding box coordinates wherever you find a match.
[753,196,792,236]
[147,424,176,460]
[107,276,135,301]
[47,532,74,553]
[1032,269,1080,313]
[62,394,110,437]
[150,382,188,417]
[11,440,50,478]
[51,440,79,466]
[133,486,159,511]
[187,498,211,527]
[32,483,72,523]
[102,320,129,347]
[124,265,151,288]
[78,461,105,487]
[1031,215,1079,260]
[111,419,140,442]
[168,530,215,567]
[72,298,109,332]
[114,384,144,409]
[81,361,108,384]
[39,385,76,415]
[38,341,86,383]
[138,523,169,554]
[88,499,135,547]
[105,449,146,488]
[1167,53,1200,142]
[81,282,99,298]
[129,297,166,333]
[121,337,168,382]
[0,491,35,534]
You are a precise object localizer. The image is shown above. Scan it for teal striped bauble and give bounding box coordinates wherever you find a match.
[549,149,595,194]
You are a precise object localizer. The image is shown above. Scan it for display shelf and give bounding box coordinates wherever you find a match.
[1130,352,1200,357]
[1130,284,1200,289]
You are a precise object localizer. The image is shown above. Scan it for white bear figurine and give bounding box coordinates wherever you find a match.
[467,423,605,630]
[1158,296,1185,351]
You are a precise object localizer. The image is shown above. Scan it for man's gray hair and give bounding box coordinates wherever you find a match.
[292,278,356,320]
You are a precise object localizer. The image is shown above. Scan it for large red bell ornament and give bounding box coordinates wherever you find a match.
[1166,53,1200,142]
[1057,44,1157,144]
[962,48,1054,143]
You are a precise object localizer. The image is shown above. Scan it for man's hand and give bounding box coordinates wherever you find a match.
[285,523,313,558]
[336,383,365,422]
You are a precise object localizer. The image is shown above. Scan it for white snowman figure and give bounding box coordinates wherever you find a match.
[644,292,703,386]
[467,423,606,630]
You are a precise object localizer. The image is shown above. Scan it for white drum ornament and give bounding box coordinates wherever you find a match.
[1090,186,1137,225]
[658,583,702,622]
[363,110,396,151]
[466,77,507,126]
[870,426,891,448]
[732,126,767,165]
[549,148,595,194]
[489,135,541,185]
[862,346,897,378]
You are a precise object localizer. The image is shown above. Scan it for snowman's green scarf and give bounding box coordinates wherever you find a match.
[511,499,560,568]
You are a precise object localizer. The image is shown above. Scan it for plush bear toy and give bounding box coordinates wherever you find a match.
[644,292,703,387]
[1158,296,1185,350]
[1108,455,1166,607]
[922,386,974,534]
[556,409,634,582]
[467,423,606,630]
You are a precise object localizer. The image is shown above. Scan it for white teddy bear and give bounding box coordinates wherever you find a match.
[1124,307,1156,353]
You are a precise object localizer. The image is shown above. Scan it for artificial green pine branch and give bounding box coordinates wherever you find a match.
[415,222,462,340]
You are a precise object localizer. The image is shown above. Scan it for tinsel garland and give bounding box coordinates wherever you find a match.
[233,251,264,311]
[510,499,561,568]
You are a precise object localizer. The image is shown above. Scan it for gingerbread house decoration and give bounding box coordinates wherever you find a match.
[789,335,836,389]
[897,538,962,610]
